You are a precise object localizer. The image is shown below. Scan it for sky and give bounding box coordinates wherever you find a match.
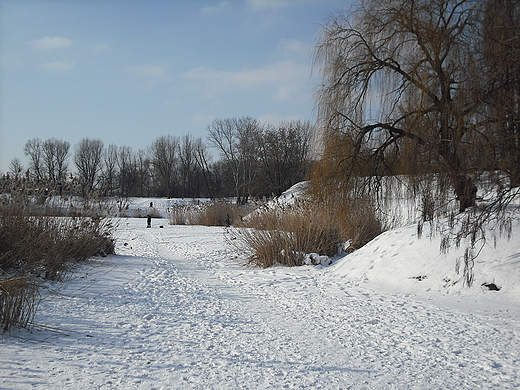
[0,0,351,174]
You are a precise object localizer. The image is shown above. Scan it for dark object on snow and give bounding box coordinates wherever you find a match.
[410,275,427,281]
[345,245,356,253]
[147,214,152,228]
[150,202,153,208]
[159,225,164,228]
[481,282,501,291]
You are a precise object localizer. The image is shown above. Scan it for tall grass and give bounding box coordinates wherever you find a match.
[169,202,254,226]
[0,203,115,280]
[235,201,343,267]
[0,277,38,333]
[0,184,115,332]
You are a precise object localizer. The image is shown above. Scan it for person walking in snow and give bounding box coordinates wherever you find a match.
[147,214,152,228]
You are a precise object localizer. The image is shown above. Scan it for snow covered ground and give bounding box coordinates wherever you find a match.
[2,212,520,388]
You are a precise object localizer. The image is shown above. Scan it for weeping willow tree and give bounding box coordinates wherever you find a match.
[482,0,520,187]
[311,0,520,286]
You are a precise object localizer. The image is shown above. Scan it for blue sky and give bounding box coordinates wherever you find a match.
[0,0,350,173]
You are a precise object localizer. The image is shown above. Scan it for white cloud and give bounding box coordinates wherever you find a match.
[201,1,229,14]
[247,0,324,10]
[257,113,302,125]
[275,84,299,100]
[30,36,72,50]
[191,115,215,125]
[279,39,309,57]
[40,61,74,71]
[184,60,309,101]
[128,64,168,78]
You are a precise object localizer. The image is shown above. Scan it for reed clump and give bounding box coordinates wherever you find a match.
[235,200,343,268]
[0,179,115,332]
[0,277,39,333]
[169,201,254,227]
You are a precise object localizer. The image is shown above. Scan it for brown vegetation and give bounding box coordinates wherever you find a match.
[0,183,115,332]
[234,201,345,268]
[168,201,253,227]
[0,277,39,333]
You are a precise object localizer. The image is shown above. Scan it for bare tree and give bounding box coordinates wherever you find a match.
[257,120,313,196]
[208,118,241,200]
[178,135,197,198]
[8,158,24,180]
[314,0,485,212]
[42,138,70,186]
[151,135,179,198]
[482,0,520,186]
[193,137,216,198]
[312,0,520,285]
[101,144,119,196]
[117,146,138,198]
[54,140,70,184]
[236,117,262,203]
[207,117,261,203]
[24,138,44,182]
[136,149,152,197]
[74,138,104,196]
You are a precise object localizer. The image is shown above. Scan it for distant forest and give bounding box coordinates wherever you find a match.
[2,118,314,202]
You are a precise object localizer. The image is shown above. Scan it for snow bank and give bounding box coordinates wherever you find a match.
[239,180,520,308]
[330,221,520,308]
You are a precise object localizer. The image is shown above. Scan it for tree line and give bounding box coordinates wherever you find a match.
[3,118,313,201]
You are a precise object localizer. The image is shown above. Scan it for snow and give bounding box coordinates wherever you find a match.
[114,197,213,219]
[331,222,520,308]
[2,201,520,389]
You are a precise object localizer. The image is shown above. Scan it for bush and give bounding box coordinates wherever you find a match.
[0,188,115,332]
[235,202,342,267]
[307,179,384,251]
[0,277,38,333]
[341,200,383,252]
[168,204,190,225]
[0,203,115,279]
[169,201,255,227]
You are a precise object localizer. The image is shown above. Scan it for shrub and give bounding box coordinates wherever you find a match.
[0,203,115,279]
[341,200,383,251]
[235,201,342,267]
[168,204,195,225]
[0,187,115,332]
[0,277,38,333]
[307,180,384,251]
[169,202,255,227]
[195,202,243,226]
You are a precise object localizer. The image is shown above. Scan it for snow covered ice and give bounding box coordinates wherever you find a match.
[2,215,519,389]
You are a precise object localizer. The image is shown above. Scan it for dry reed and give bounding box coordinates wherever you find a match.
[235,201,342,267]
[0,277,39,333]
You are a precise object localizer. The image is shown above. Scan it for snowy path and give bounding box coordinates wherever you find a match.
[2,219,519,389]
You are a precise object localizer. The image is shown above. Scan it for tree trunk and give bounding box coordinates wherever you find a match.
[454,174,477,212]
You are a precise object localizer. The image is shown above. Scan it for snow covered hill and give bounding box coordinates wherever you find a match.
[331,221,520,308]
